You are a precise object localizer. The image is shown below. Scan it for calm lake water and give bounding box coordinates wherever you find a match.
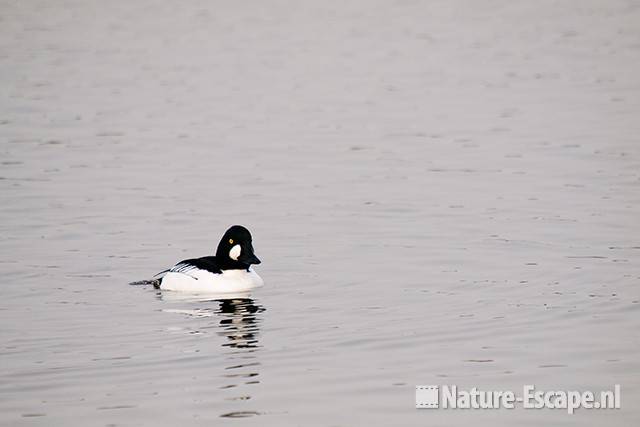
[1,1,639,425]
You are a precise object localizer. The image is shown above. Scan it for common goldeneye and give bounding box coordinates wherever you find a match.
[151,225,263,293]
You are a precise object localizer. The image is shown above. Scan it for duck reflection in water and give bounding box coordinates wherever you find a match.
[159,294,265,350]
[158,293,265,415]
[217,298,264,350]
[217,297,265,415]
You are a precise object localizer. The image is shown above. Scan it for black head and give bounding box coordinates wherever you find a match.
[216,225,261,269]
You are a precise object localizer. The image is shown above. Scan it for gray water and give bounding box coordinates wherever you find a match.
[1,0,639,425]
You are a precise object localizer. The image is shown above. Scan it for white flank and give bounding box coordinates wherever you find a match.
[160,267,264,293]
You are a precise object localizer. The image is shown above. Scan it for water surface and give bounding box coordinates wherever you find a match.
[1,0,639,425]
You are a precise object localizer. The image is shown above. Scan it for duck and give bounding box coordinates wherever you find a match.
[153,225,264,293]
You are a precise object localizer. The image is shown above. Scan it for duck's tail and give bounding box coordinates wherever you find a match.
[129,279,162,289]
[129,269,169,289]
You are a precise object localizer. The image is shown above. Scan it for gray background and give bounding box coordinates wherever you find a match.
[1,0,639,425]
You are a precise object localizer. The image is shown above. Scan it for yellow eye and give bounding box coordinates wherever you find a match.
[229,239,234,244]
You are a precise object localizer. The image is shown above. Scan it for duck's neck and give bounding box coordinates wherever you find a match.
[216,257,250,271]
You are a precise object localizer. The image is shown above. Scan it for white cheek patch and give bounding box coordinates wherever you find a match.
[229,244,241,261]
